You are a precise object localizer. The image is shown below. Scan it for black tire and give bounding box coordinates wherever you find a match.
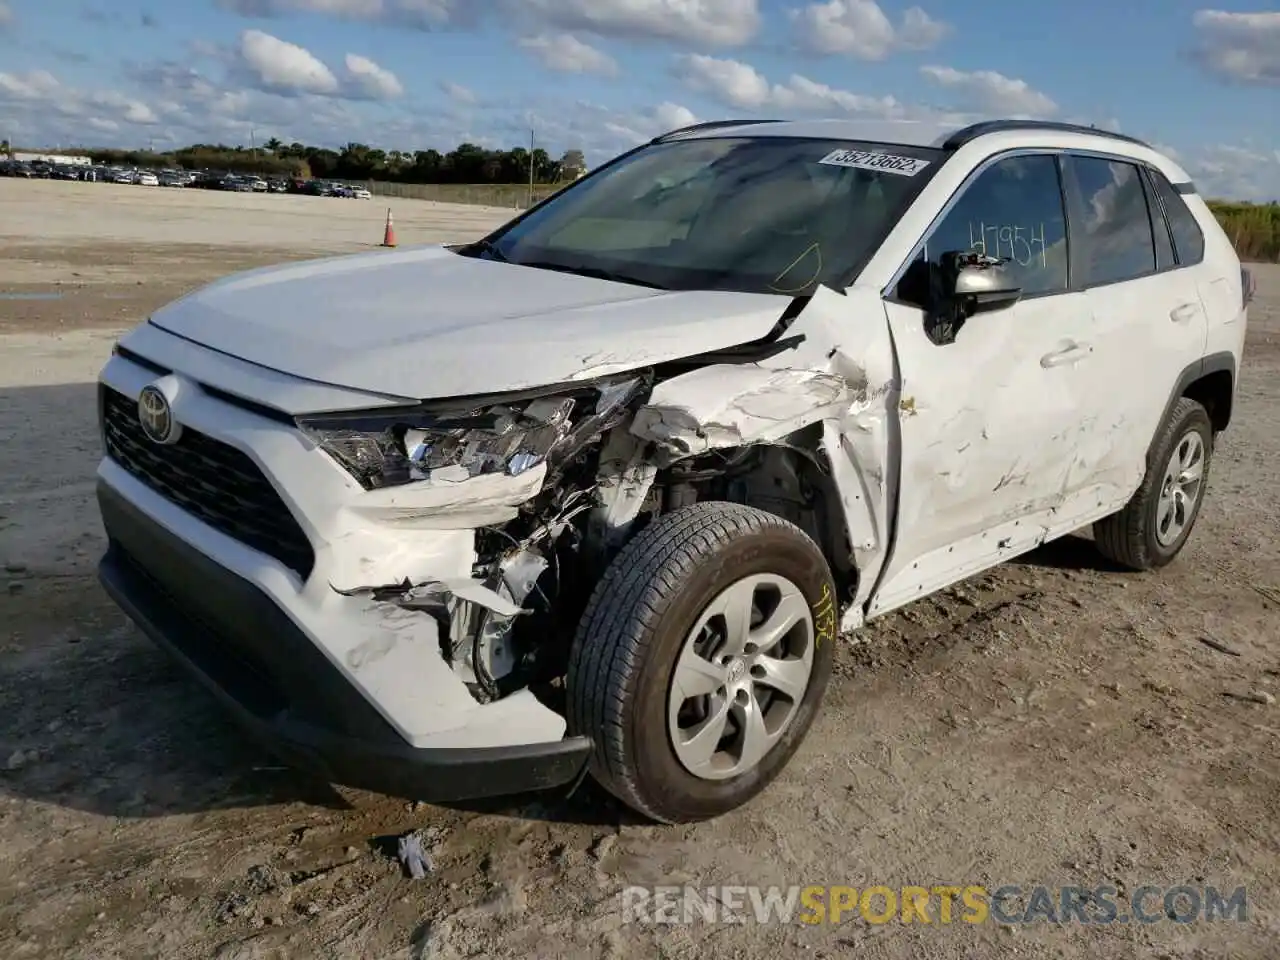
[1093,397,1213,571]
[566,502,837,823]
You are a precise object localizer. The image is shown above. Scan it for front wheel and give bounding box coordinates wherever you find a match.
[566,502,837,823]
[1094,397,1213,570]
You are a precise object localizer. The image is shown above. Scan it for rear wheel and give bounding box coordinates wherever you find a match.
[1094,397,1213,570]
[566,502,837,823]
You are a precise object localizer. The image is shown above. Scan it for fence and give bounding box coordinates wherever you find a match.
[360,180,564,210]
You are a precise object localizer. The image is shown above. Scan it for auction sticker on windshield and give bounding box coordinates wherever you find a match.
[817,149,931,176]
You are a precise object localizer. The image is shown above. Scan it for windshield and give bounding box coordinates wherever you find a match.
[472,136,944,295]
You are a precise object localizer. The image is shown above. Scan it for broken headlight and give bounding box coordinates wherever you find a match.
[298,395,579,490]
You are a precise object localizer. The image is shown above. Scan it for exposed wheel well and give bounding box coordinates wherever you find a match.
[650,433,859,601]
[1182,369,1233,433]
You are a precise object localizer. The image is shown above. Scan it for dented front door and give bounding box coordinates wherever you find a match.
[866,151,1102,617]
[870,289,1097,616]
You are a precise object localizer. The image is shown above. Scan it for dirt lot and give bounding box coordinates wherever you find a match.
[1,179,1278,959]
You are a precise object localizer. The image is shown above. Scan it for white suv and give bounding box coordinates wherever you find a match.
[95,118,1252,823]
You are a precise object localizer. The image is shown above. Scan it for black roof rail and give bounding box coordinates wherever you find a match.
[943,120,1152,151]
[651,119,782,143]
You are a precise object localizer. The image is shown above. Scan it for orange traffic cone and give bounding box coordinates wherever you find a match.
[381,208,397,248]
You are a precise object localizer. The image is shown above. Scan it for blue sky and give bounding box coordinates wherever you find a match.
[0,1,1277,199]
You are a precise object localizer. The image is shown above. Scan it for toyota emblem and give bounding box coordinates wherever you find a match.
[137,384,180,444]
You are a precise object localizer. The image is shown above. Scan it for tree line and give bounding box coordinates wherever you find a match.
[1212,202,1280,263]
[57,140,590,185]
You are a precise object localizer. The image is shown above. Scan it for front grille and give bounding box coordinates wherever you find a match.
[100,386,316,578]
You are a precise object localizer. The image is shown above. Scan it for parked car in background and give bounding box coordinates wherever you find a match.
[112,169,136,185]
[137,171,160,187]
[350,186,372,200]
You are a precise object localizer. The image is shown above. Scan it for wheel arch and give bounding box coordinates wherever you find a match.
[1153,351,1236,459]
[652,431,863,601]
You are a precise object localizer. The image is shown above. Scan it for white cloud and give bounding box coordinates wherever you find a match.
[518,33,618,76]
[676,54,770,108]
[653,102,697,129]
[236,30,402,100]
[220,0,762,45]
[920,65,1057,117]
[344,53,404,97]
[394,0,472,27]
[675,54,907,117]
[239,29,340,95]
[1190,10,1280,85]
[1188,143,1280,201]
[0,69,162,136]
[790,0,948,59]
[518,99,700,160]
[220,0,389,17]
[898,6,947,49]
[91,90,160,124]
[510,0,759,46]
[440,80,477,104]
[0,70,63,100]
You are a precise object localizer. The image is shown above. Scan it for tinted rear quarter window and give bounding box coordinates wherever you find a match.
[1151,170,1206,265]
[1067,156,1157,287]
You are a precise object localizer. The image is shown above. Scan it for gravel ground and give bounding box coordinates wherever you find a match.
[1,180,1278,959]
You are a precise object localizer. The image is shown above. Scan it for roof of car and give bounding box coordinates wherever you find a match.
[662,117,1151,152]
[662,118,956,147]
[659,117,1191,184]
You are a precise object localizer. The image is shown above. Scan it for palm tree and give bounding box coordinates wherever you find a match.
[264,137,282,155]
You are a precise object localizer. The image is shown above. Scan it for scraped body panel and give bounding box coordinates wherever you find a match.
[630,285,898,611]
[870,292,1135,616]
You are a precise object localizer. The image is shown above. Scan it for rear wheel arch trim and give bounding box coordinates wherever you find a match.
[1151,352,1235,461]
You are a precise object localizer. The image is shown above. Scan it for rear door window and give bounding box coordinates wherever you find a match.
[1065,156,1157,287]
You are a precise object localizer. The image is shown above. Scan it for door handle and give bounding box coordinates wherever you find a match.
[1040,341,1093,368]
[1170,302,1201,324]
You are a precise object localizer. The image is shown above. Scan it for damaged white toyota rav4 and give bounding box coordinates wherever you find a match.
[96,118,1252,823]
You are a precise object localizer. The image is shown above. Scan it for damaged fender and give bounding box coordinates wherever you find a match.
[631,366,852,457]
[628,285,901,617]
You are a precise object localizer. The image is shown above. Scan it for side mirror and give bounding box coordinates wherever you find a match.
[951,261,1022,315]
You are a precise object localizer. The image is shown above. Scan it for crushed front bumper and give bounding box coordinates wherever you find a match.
[96,482,591,802]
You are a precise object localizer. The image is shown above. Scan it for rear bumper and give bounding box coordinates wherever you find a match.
[96,481,591,803]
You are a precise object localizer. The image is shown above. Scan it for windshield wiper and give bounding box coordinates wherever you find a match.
[517,260,666,290]
[466,238,509,262]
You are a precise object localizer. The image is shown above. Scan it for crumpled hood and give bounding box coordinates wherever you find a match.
[148,245,790,399]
